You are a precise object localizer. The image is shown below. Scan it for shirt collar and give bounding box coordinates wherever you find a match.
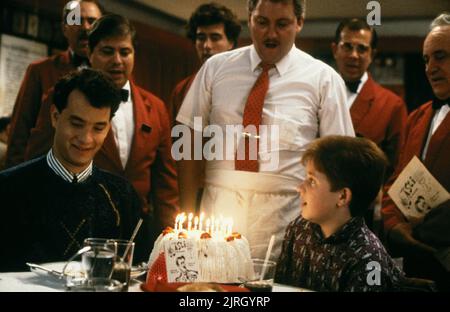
[46,149,93,183]
[359,72,369,92]
[249,44,296,76]
[312,217,365,244]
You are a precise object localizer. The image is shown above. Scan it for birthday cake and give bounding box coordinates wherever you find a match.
[147,213,253,284]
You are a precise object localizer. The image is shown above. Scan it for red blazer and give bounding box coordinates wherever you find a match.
[350,75,408,170]
[381,102,450,286]
[25,81,180,228]
[6,50,75,168]
[168,73,196,126]
[382,101,450,231]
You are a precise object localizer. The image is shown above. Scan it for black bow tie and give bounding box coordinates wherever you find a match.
[345,80,361,93]
[120,89,129,102]
[432,96,449,110]
[72,53,89,67]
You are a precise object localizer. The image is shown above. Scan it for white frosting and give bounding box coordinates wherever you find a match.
[148,230,253,283]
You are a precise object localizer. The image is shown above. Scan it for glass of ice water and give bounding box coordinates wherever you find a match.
[82,238,116,280]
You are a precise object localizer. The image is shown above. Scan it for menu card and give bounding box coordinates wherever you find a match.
[388,156,450,220]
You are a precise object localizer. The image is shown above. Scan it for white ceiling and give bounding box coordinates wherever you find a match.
[135,0,449,21]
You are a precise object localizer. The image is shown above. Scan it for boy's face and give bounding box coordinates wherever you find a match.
[299,161,342,225]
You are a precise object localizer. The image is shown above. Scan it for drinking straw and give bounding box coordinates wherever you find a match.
[260,234,275,281]
[122,218,143,260]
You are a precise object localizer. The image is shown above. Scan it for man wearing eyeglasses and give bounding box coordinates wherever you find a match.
[6,0,105,168]
[332,18,407,178]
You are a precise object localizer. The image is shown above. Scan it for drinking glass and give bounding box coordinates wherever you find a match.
[107,239,135,291]
[244,259,276,292]
[82,238,116,280]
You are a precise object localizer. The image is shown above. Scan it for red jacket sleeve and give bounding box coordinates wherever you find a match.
[6,64,43,167]
[381,107,419,231]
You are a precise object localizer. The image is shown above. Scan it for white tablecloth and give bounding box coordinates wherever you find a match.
[0,272,311,292]
[0,271,144,292]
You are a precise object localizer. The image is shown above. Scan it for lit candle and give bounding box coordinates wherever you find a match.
[206,218,211,233]
[179,213,186,231]
[211,216,215,233]
[215,219,220,236]
[227,219,233,236]
[199,212,204,232]
[222,219,227,236]
[219,215,224,235]
[174,214,180,231]
[188,213,193,231]
[194,216,199,231]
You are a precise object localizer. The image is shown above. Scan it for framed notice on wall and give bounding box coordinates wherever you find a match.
[0,34,47,117]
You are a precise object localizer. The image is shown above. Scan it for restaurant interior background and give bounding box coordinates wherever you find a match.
[1,0,449,117]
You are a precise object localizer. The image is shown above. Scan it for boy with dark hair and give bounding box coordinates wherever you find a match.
[275,135,404,291]
[0,69,150,271]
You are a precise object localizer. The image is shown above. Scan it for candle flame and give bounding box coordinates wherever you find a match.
[173,212,235,239]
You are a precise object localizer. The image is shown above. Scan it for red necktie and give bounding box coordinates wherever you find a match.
[235,64,273,172]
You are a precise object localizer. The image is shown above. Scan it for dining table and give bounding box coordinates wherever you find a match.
[0,262,311,292]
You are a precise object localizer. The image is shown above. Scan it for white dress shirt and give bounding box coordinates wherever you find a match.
[177,45,355,181]
[345,71,368,109]
[422,103,449,159]
[111,81,134,169]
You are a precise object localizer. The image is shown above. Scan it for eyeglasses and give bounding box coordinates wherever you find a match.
[338,41,371,55]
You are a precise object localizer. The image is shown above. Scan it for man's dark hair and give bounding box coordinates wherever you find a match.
[187,2,242,48]
[334,18,378,49]
[88,14,136,52]
[0,116,11,133]
[53,68,121,119]
[247,0,305,20]
[301,136,388,217]
[62,0,106,25]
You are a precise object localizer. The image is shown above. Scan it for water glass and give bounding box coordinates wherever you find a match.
[82,238,116,280]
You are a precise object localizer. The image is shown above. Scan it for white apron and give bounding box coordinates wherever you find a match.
[200,169,300,260]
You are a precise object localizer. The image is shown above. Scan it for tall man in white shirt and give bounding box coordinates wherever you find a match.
[176,0,354,259]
